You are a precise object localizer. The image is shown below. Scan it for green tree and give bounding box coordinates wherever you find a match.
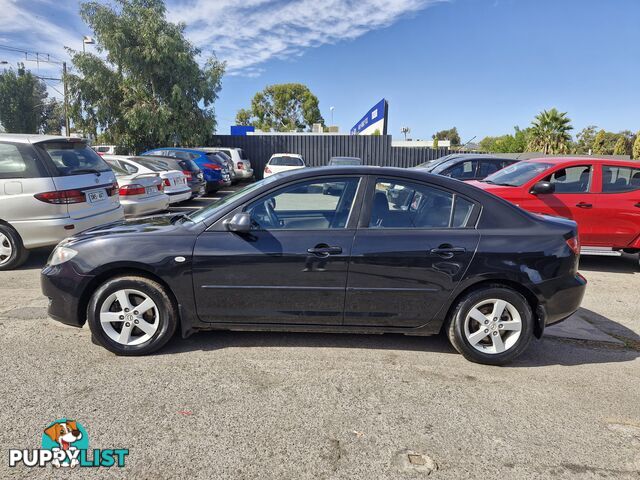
[67,0,225,152]
[433,127,461,146]
[238,83,324,132]
[235,108,252,126]
[527,108,573,154]
[0,64,50,133]
[591,129,620,155]
[633,132,640,160]
[41,99,65,135]
[478,126,529,153]
[574,125,598,154]
[432,137,439,149]
[613,136,630,156]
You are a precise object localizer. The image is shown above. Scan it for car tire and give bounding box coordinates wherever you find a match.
[87,276,178,356]
[446,286,534,366]
[0,223,30,271]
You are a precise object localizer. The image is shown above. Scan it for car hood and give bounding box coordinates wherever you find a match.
[65,213,189,245]
[466,180,519,196]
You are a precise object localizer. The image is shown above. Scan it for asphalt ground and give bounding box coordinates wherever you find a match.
[1,184,639,479]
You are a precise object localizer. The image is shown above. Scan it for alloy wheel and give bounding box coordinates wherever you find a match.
[0,233,12,266]
[463,299,522,354]
[99,289,160,346]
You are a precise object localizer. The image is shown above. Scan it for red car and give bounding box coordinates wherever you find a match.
[468,157,640,262]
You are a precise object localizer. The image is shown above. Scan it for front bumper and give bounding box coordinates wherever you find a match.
[41,263,88,327]
[121,194,170,216]
[11,206,125,249]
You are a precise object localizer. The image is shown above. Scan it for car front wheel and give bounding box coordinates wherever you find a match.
[446,286,534,365]
[87,276,178,355]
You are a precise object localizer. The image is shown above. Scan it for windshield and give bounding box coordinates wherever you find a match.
[483,161,552,186]
[187,179,275,223]
[107,163,129,176]
[39,141,111,176]
[329,157,361,165]
[270,156,303,166]
[415,155,457,170]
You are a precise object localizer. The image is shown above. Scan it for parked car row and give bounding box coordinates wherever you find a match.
[0,135,258,270]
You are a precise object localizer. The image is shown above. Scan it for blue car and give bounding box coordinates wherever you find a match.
[142,148,231,193]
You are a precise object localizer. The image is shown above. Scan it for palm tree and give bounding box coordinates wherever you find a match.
[527,108,573,154]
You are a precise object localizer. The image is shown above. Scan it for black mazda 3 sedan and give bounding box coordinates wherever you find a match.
[41,166,586,365]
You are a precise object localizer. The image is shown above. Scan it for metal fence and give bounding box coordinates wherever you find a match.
[210,134,458,178]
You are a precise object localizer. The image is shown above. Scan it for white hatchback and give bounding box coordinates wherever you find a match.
[0,134,124,270]
[264,153,306,178]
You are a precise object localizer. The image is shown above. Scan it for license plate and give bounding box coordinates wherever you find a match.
[145,187,156,195]
[86,189,107,203]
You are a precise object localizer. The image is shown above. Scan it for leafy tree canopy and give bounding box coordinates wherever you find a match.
[432,127,460,146]
[634,132,640,160]
[0,64,55,133]
[237,83,324,132]
[478,126,529,153]
[527,108,573,154]
[68,0,224,152]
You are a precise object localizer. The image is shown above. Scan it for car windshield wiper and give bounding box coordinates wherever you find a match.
[69,168,102,175]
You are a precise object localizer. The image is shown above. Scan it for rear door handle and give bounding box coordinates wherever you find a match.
[307,245,342,256]
[576,202,593,209]
[634,202,640,208]
[430,246,466,258]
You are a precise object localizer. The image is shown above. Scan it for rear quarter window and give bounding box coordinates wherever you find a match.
[0,142,45,179]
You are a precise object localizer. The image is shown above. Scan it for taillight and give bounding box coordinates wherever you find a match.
[119,184,146,196]
[35,189,85,204]
[203,163,221,170]
[264,166,272,174]
[182,170,193,180]
[163,178,171,186]
[157,183,164,191]
[566,236,580,255]
[237,161,244,170]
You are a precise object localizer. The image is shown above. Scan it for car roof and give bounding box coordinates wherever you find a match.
[0,133,87,144]
[523,157,638,166]
[270,153,303,158]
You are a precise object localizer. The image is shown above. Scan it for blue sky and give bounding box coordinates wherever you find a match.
[1,0,639,140]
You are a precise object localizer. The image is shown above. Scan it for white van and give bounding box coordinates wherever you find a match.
[0,134,124,270]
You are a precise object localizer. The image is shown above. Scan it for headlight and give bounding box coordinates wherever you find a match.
[48,246,78,266]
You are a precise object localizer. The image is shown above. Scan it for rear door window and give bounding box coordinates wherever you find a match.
[38,142,111,177]
[602,165,640,192]
[0,142,45,179]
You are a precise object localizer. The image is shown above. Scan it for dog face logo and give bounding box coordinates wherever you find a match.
[44,420,82,450]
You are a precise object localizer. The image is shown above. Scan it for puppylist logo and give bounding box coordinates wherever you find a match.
[8,419,129,468]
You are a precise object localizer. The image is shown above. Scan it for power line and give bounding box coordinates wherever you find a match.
[0,44,65,65]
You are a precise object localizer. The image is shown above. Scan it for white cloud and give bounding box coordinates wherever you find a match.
[168,0,444,75]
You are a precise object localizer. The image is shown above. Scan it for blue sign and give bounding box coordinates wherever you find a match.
[350,99,388,135]
[231,125,255,136]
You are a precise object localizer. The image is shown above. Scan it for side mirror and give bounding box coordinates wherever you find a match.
[224,212,251,233]
[530,181,555,195]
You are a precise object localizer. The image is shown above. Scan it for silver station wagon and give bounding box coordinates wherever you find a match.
[0,134,124,270]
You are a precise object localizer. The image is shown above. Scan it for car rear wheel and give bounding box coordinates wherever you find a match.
[446,286,533,365]
[87,276,178,355]
[0,224,29,271]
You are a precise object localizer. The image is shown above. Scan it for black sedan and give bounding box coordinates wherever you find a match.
[41,166,586,365]
[414,154,519,180]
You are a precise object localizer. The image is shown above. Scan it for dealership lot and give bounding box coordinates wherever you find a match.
[1,189,639,479]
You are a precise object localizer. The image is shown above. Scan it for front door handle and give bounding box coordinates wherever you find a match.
[307,245,342,257]
[576,202,593,209]
[430,246,466,258]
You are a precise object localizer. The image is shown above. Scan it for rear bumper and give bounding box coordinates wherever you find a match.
[121,194,170,216]
[235,168,253,179]
[11,206,125,249]
[166,188,192,204]
[541,272,587,326]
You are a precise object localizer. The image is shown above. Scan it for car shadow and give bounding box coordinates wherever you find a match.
[159,309,639,368]
[19,247,53,270]
[579,253,638,274]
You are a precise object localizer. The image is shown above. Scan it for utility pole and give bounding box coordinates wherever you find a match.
[62,62,70,136]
